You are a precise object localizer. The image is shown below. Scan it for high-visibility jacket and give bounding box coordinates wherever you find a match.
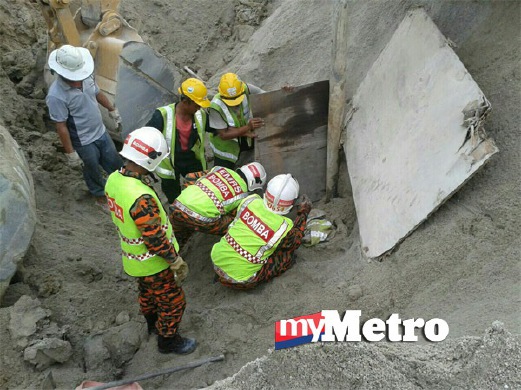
[211,194,293,282]
[209,86,252,164]
[154,103,207,179]
[105,171,179,277]
[174,166,249,222]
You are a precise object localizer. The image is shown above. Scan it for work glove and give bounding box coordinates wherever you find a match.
[170,256,189,285]
[65,151,83,169]
[297,194,313,215]
[109,108,122,127]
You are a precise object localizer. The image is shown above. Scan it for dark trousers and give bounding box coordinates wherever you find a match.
[137,268,185,337]
[212,157,235,170]
[161,158,204,203]
[161,178,182,204]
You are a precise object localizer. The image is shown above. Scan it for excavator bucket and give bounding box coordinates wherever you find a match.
[40,0,181,140]
[104,41,180,139]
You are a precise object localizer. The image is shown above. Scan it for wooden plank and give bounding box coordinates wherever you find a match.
[327,0,349,201]
[251,80,329,201]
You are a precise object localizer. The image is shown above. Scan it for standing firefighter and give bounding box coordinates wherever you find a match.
[146,78,212,203]
[208,73,265,169]
[211,174,312,289]
[169,162,267,249]
[105,127,196,354]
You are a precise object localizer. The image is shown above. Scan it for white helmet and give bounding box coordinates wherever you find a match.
[120,127,169,171]
[48,45,94,81]
[263,174,299,215]
[238,162,267,191]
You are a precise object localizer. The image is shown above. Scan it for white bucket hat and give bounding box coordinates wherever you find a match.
[48,45,94,81]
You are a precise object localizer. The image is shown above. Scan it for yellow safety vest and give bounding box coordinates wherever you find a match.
[209,86,252,163]
[105,171,179,277]
[211,194,293,282]
[174,166,249,221]
[155,103,207,179]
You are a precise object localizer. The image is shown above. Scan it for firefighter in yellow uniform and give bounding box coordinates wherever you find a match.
[208,73,265,169]
[211,174,312,289]
[105,127,196,354]
[169,162,267,249]
[147,78,212,203]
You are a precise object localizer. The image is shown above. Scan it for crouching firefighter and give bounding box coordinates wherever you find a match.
[211,174,312,289]
[104,127,196,354]
[169,162,267,250]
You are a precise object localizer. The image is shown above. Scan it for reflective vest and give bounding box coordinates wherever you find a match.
[155,103,207,179]
[105,171,179,277]
[209,86,252,163]
[174,166,249,222]
[211,194,293,282]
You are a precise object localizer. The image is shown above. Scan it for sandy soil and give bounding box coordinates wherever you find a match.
[0,0,519,389]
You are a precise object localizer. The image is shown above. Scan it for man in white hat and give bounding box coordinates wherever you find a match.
[46,45,123,211]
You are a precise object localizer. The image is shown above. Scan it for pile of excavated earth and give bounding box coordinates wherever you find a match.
[0,0,519,389]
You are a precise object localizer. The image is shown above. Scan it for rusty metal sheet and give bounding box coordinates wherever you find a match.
[251,80,329,201]
[344,9,498,258]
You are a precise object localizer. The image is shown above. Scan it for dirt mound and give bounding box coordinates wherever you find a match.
[209,322,520,390]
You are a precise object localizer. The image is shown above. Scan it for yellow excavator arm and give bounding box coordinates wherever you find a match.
[39,0,181,139]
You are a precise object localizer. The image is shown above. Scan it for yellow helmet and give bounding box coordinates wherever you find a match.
[218,73,246,106]
[178,78,211,108]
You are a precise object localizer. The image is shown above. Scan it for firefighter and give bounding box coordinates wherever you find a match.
[169,162,267,249]
[211,174,312,289]
[105,127,196,354]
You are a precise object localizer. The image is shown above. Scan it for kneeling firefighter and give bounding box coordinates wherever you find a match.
[170,162,267,249]
[211,173,312,289]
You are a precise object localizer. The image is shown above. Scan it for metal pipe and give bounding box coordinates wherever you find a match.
[86,354,225,390]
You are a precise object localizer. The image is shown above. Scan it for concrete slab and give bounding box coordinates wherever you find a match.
[344,9,498,258]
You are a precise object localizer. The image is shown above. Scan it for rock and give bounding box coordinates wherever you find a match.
[347,285,363,301]
[235,25,255,42]
[0,125,36,304]
[1,49,35,84]
[102,321,147,368]
[9,295,50,348]
[74,263,103,283]
[115,311,130,325]
[36,274,62,298]
[23,337,72,371]
[84,334,111,371]
[236,2,267,25]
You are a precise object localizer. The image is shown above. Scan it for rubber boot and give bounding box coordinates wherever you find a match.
[158,334,197,355]
[144,313,158,335]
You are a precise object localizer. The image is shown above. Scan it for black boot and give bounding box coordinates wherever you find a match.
[158,334,197,354]
[144,313,158,335]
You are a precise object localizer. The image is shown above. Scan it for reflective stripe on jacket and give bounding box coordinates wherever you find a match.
[105,171,179,277]
[211,194,293,282]
[209,87,252,163]
[155,103,207,178]
[175,166,249,219]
